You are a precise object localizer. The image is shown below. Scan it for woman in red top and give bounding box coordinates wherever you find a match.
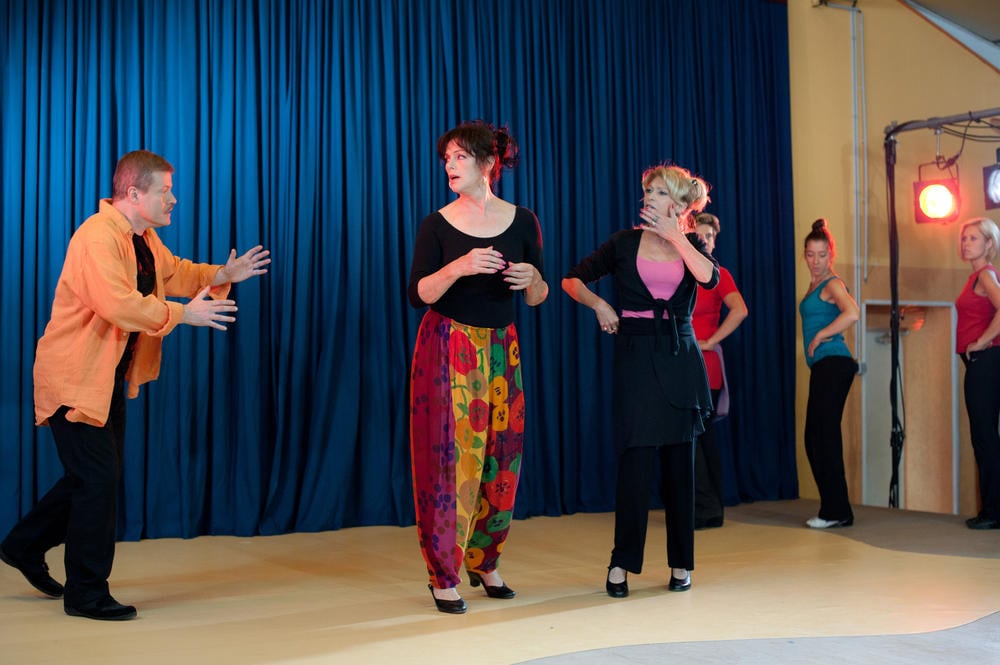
[955,217,1000,529]
[691,214,748,529]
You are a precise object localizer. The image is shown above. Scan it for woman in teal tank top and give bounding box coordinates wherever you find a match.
[799,219,859,529]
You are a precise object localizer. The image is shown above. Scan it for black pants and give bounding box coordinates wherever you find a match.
[611,442,695,573]
[804,355,857,522]
[694,389,724,523]
[2,383,125,608]
[962,347,1000,520]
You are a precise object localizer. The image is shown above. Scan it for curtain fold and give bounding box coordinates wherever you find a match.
[0,0,795,539]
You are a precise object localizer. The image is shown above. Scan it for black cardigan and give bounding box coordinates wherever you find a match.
[564,228,720,323]
[566,227,721,450]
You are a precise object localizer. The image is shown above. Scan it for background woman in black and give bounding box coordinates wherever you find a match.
[799,219,859,529]
[955,217,1000,529]
[563,164,717,597]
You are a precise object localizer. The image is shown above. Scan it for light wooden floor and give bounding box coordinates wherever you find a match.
[1,499,998,665]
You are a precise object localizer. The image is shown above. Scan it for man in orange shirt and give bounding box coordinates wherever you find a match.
[0,150,270,620]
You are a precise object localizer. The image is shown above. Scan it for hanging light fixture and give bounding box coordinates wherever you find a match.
[913,130,960,224]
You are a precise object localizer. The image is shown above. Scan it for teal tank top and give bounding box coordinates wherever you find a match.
[799,277,853,368]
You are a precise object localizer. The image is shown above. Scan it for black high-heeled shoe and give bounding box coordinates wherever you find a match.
[668,572,691,592]
[467,571,516,599]
[428,585,467,614]
[606,568,628,598]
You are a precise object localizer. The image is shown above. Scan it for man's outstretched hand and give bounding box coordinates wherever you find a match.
[215,245,271,285]
[183,286,238,330]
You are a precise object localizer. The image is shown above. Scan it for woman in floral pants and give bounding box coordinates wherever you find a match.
[407,120,547,613]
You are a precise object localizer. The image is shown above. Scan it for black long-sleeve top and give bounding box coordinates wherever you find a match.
[407,207,545,328]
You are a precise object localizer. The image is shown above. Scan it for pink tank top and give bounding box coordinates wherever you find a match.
[622,257,683,319]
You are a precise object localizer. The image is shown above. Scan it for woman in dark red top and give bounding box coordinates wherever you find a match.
[691,213,748,529]
[956,217,1000,530]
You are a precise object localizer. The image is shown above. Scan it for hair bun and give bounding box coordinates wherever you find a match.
[494,126,520,169]
[812,218,828,232]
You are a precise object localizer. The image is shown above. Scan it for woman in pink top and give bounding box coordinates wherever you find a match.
[955,217,1000,529]
[563,164,718,597]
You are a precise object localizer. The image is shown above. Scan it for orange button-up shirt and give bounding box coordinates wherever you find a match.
[33,199,230,427]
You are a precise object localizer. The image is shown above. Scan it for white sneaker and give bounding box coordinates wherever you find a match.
[806,516,851,529]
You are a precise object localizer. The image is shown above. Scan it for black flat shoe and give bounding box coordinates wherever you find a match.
[966,515,1000,530]
[606,569,628,598]
[428,585,467,614]
[468,571,516,599]
[0,543,64,598]
[668,573,691,592]
[694,516,724,530]
[64,595,137,621]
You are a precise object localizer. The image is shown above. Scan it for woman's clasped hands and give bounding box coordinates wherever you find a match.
[458,246,540,291]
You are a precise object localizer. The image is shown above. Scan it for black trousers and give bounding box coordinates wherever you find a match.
[611,442,695,573]
[2,382,125,607]
[804,355,857,522]
[962,347,1000,520]
[694,389,724,522]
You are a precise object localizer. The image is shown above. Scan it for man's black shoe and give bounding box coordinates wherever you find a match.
[0,543,64,598]
[65,596,137,621]
[966,515,1000,530]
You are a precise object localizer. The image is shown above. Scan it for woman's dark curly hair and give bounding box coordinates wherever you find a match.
[436,120,519,185]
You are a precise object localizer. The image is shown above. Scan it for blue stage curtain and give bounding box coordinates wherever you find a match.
[0,0,795,539]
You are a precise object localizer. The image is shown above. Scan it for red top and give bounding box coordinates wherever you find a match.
[956,264,999,353]
[693,267,738,389]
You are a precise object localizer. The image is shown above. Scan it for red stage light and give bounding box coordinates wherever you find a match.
[913,178,959,224]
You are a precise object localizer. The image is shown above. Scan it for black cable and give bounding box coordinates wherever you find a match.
[884,134,905,509]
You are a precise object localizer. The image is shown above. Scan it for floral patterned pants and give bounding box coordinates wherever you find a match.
[410,310,524,589]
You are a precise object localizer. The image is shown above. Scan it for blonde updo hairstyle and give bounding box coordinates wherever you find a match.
[959,217,1000,262]
[642,164,710,229]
